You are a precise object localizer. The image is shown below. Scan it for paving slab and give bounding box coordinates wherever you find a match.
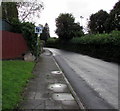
[18,49,80,110]
[20,99,45,109]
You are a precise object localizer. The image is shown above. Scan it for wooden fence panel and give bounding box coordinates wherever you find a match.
[1,31,28,59]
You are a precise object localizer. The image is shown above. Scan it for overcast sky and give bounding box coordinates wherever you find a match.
[35,0,118,37]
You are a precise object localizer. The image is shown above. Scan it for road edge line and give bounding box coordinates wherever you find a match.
[52,56,86,110]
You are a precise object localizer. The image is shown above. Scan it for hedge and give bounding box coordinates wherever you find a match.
[46,31,120,63]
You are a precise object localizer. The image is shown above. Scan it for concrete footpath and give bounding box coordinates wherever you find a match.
[18,49,80,110]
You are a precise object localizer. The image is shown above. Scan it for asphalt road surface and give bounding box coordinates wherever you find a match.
[45,48,118,110]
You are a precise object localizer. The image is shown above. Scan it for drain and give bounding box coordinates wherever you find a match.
[48,83,67,92]
[51,71,62,75]
[52,93,74,101]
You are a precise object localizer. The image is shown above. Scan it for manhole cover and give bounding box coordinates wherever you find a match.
[48,83,67,92]
[52,93,74,101]
[51,71,62,75]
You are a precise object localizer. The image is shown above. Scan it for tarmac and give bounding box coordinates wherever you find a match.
[18,49,80,110]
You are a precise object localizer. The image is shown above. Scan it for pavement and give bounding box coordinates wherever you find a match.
[18,49,80,110]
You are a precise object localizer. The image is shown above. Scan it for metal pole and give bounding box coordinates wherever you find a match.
[37,33,40,59]
[35,26,43,60]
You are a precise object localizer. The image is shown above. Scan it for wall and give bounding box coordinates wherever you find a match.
[1,31,28,59]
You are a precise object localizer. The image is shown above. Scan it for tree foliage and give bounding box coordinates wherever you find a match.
[17,0,44,22]
[1,1,44,23]
[55,13,84,41]
[21,22,39,56]
[88,1,120,33]
[1,2,19,23]
[40,23,50,42]
[88,10,109,34]
[105,1,120,32]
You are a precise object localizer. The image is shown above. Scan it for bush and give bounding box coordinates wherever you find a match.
[71,31,120,46]
[46,31,120,63]
[21,22,40,57]
[11,20,41,57]
[11,18,22,33]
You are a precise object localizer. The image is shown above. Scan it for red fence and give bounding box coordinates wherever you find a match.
[1,31,28,59]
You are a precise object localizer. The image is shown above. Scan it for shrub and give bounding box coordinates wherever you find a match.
[71,31,120,46]
[46,31,120,63]
[11,20,41,57]
[21,22,39,56]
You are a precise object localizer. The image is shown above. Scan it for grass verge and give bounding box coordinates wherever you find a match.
[2,60,35,110]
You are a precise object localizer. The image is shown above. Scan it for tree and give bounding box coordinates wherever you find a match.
[1,1,44,23]
[105,1,120,32]
[55,13,83,41]
[88,10,109,34]
[1,2,19,23]
[40,23,50,42]
[72,22,84,37]
[17,0,44,22]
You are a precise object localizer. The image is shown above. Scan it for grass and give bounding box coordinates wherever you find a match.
[2,60,35,110]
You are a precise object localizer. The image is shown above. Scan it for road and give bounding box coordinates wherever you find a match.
[46,48,118,110]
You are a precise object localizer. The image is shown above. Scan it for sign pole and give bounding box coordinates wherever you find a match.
[37,33,39,59]
[35,26,43,60]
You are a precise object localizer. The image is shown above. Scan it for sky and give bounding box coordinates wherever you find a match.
[35,0,119,37]
[1,0,118,37]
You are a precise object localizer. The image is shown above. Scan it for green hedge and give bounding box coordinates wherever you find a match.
[70,31,120,45]
[12,20,41,57]
[22,22,42,57]
[46,31,120,63]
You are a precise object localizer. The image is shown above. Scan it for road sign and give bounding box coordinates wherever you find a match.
[35,26,43,34]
